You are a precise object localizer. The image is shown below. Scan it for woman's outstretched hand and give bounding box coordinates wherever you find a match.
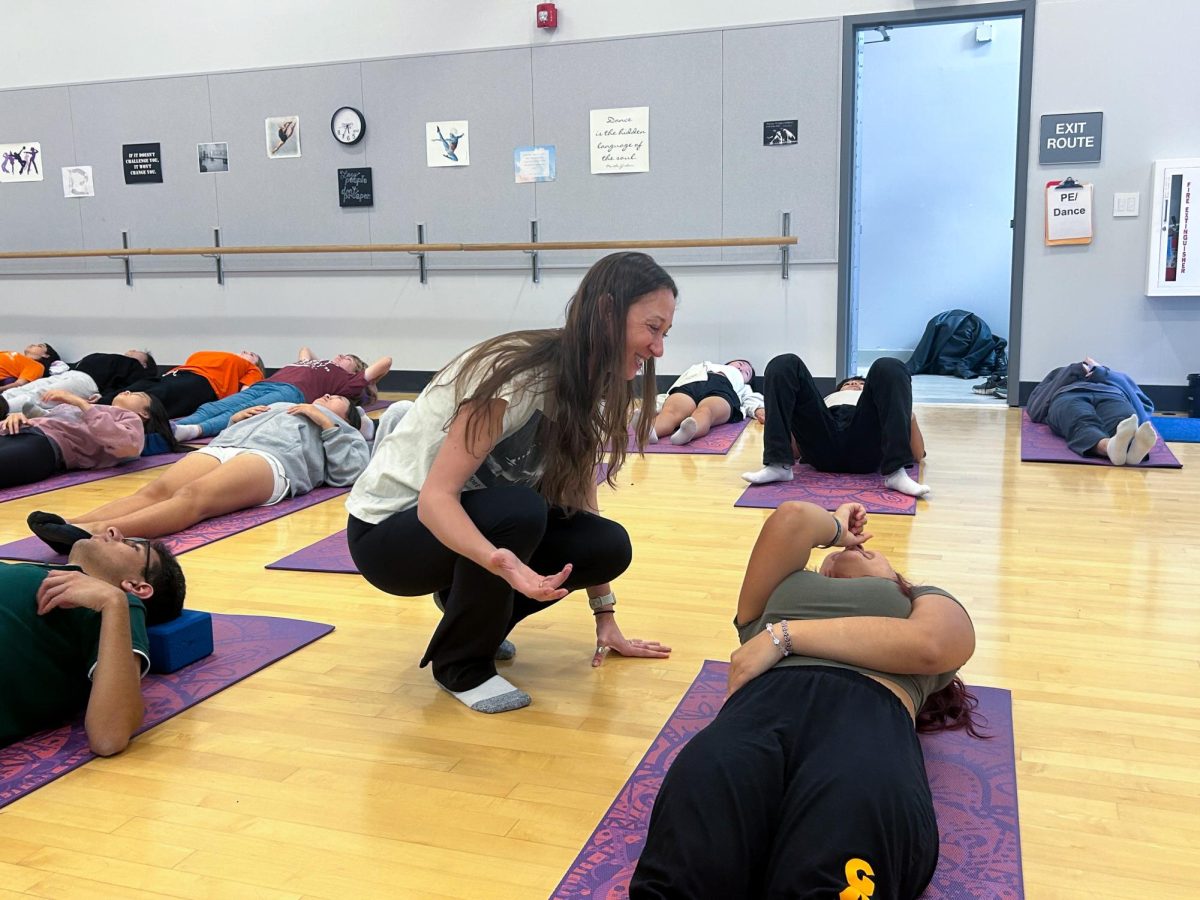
[833,502,871,548]
[489,548,572,602]
[593,614,671,667]
[727,628,782,697]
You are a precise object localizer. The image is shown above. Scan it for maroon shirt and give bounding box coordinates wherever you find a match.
[267,360,368,403]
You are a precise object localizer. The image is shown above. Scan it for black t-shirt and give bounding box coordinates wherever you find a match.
[74,353,155,395]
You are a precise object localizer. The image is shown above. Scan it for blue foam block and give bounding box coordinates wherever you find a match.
[146,609,214,674]
[1152,416,1200,443]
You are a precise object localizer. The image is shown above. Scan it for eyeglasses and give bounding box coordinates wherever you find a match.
[122,537,153,583]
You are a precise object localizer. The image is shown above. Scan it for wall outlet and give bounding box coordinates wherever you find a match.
[1113,192,1140,217]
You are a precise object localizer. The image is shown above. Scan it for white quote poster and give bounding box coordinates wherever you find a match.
[590,107,649,174]
[427,121,469,167]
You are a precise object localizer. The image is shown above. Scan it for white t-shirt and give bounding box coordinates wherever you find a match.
[669,362,764,417]
[346,354,550,523]
[824,389,863,409]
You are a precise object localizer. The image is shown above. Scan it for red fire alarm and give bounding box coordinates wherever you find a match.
[536,2,558,28]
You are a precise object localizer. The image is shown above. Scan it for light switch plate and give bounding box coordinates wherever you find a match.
[1113,192,1140,217]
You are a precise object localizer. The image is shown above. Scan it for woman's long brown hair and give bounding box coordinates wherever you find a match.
[448,252,677,509]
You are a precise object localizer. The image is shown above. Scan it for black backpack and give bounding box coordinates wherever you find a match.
[906,309,1008,379]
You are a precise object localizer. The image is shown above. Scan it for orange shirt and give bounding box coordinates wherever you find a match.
[170,351,263,399]
[0,351,45,383]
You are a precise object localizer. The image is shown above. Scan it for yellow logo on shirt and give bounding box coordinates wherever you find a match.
[838,858,875,900]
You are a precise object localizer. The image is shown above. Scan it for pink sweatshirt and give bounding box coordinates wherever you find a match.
[29,405,144,470]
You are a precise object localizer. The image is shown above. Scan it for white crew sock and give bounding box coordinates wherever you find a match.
[670,416,699,445]
[1106,414,1137,465]
[173,423,202,442]
[741,464,794,485]
[1126,421,1157,466]
[884,467,931,498]
[630,408,658,443]
[438,674,530,713]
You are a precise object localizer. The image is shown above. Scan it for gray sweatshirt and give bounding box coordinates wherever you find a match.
[210,402,369,496]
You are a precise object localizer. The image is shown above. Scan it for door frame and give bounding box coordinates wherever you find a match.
[835,0,1036,405]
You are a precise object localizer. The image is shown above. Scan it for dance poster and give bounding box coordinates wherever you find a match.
[0,142,43,182]
[590,107,648,174]
[427,121,469,167]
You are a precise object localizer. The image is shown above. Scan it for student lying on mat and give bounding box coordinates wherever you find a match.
[630,500,979,900]
[0,349,158,419]
[345,251,674,715]
[99,350,265,419]
[637,359,763,445]
[28,396,369,545]
[742,355,930,497]
[0,531,186,753]
[1027,356,1158,465]
[0,389,181,490]
[171,347,392,441]
[0,343,61,390]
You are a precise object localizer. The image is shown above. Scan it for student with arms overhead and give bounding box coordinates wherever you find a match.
[346,252,675,714]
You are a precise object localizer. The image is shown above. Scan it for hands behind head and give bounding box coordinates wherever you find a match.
[833,502,872,548]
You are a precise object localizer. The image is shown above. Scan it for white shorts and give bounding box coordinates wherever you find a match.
[195,446,291,506]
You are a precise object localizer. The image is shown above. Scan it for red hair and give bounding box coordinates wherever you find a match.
[893,574,989,738]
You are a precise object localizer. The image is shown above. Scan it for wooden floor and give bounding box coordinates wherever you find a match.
[2,403,1198,898]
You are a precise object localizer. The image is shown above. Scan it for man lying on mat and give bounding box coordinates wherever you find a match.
[27,395,368,544]
[742,355,929,497]
[171,346,392,442]
[98,349,265,420]
[631,500,978,899]
[0,531,185,754]
[1027,356,1158,465]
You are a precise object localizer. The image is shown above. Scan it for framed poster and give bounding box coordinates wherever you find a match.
[122,143,163,184]
[338,167,373,207]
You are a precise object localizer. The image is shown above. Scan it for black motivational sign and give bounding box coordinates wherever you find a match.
[122,143,163,184]
[763,120,799,146]
[338,167,373,207]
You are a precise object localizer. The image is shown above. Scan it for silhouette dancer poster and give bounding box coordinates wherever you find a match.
[426,121,469,167]
[0,142,44,183]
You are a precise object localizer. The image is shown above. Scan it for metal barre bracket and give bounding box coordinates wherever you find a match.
[104,230,133,286]
[524,220,540,284]
[198,227,225,285]
[780,212,791,281]
[409,223,428,284]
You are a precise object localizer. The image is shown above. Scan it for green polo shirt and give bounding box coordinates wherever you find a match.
[0,562,150,747]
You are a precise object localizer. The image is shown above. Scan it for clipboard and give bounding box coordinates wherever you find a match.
[1045,177,1093,245]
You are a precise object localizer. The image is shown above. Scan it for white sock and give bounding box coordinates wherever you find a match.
[173,423,202,441]
[1106,414,1137,465]
[741,464,794,485]
[1126,421,1157,466]
[884,467,931,498]
[438,674,530,713]
[670,416,699,445]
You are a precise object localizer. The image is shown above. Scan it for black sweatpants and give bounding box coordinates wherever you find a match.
[0,432,62,488]
[631,667,939,900]
[347,484,633,692]
[761,354,915,475]
[102,371,217,419]
[1045,390,1135,456]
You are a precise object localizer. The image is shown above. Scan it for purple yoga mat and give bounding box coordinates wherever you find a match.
[0,453,188,505]
[1020,411,1181,468]
[0,485,349,563]
[551,661,1022,899]
[734,464,920,515]
[0,613,332,810]
[626,418,750,455]
[267,529,355,574]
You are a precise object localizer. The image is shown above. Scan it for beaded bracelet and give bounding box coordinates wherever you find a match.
[765,622,789,657]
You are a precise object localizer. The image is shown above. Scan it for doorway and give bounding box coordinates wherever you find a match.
[837,2,1035,405]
